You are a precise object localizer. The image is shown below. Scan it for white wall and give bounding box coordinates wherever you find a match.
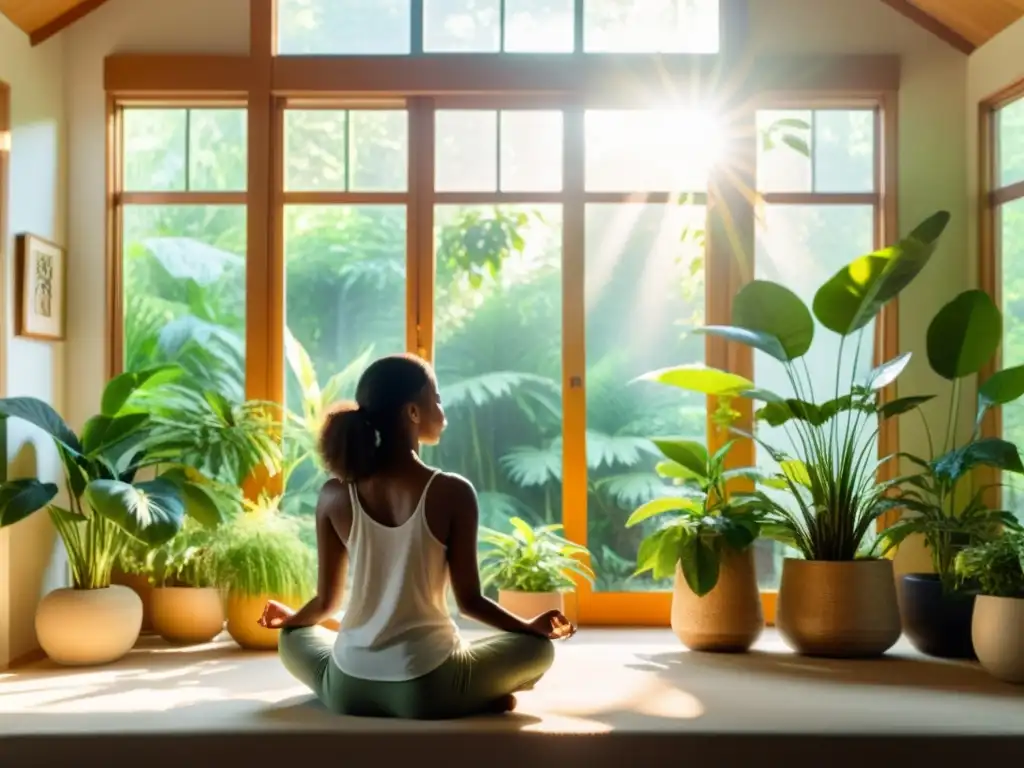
[0,14,68,668]
[64,0,249,435]
[750,0,970,573]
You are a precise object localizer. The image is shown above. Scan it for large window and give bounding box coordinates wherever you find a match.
[754,107,884,588]
[118,107,248,400]
[276,0,720,55]
[990,95,1024,514]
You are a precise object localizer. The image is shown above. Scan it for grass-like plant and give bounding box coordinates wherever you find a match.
[479,517,594,593]
[207,495,315,600]
[640,211,951,562]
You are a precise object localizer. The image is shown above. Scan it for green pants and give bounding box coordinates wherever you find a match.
[279,626,555,720]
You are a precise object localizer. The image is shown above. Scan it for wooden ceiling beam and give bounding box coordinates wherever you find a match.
[29,0,110,45]
[878,0,976,53]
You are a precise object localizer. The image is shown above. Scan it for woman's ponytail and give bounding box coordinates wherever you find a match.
[319,401,380,481]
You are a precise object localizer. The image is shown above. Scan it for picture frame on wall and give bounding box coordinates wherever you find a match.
[14,233,67,342]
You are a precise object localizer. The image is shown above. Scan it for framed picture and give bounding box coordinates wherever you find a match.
[15,233,66,342]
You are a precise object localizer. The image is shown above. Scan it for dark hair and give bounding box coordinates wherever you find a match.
[319,354,433,481]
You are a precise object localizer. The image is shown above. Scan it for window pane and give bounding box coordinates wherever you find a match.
[188,109,248,192]
[122,205,247,400]
[753,205,876,588]
[586,109,718,192]
[500,111,563,192]
[123,109,186,192]
[814,110,874,194]
[584,0,719,53]
[424,0,501,52]
[585,203,707,592]
[757,110,811,194]
[350,110,409,192]
[504,0,575,53]
[1001,197,1024,516]
[757,109,874,194]
[998,98,1024,188]
[281,205,408,590]
[277,0,411,55]
[435,111,498,192]
[285,110,347,192]
[425,205,562,544]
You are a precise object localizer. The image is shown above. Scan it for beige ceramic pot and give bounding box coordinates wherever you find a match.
[672,547,763,652]
[112,568,154,633]
[35,585,142,666]
[151,587,225,645]
[776,558,901,657]
[972,595,1024,683]
[225,592,304,650]
[498,590,565,620]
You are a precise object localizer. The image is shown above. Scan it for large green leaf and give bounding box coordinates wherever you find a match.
[80,413,150,457]
[877,395,934,420]
[812,211,950,336]
[178,481,225,529]
[100,365,183,416]
[692,326,786,363]
[0,398,82,454]
[979,365,1024,411]
[638,365,754,396]
[730,280,814,361]
[625,497,702,528]
[651,439,708,478]
[932,438,1024,483]
[0,479,59,527]
[85,478,185,545]
[865,353,912,391]
[679,536,720,596]
[926,290,1001,381]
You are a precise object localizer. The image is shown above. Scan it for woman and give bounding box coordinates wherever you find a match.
[258,353,575,719]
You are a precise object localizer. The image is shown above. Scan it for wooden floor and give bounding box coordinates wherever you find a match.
[2,629,1024,767]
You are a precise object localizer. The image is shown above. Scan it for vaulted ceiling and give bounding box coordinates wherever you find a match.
[1,0,1022,51]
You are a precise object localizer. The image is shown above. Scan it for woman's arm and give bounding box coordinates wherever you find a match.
[280,483,349,630]
[445,475,553,637]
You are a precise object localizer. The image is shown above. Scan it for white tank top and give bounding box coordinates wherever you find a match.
[331,471,461,682]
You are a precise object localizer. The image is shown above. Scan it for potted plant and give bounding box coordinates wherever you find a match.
[956,533,1024,683]
[478,517,594,619]
[626,439,766,652]
[112,384,283,620]
[642,211,950,657]
[880,289,1024,658]
[0,365,223,665]
[207,495,315,650]
[145,519,225,645]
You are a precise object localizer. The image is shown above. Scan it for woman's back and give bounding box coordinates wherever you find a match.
[330,470,461,682]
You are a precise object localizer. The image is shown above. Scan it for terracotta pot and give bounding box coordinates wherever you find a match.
[973,595,1024,683]
[112,568,154,633]
[498,590,565,620]
[151,587,225,645]
[671,547,763,652]
[225,592,303,650]
[35,585,142,666]
[776,558,901,658]
[899,573,976,659]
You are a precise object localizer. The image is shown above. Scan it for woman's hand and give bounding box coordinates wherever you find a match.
[257,599,294,629]
[526,610,577,640]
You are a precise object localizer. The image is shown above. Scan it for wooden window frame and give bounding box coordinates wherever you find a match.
[978,79,1024,504]
[104,0,902,627]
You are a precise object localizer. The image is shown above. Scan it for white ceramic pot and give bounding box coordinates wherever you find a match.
[972,595,1024,683]
[151,587,225,645]
[35,585,142,666]
[498,590,565,620]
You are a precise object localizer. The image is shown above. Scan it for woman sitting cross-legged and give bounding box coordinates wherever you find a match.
[259,353,575,720]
